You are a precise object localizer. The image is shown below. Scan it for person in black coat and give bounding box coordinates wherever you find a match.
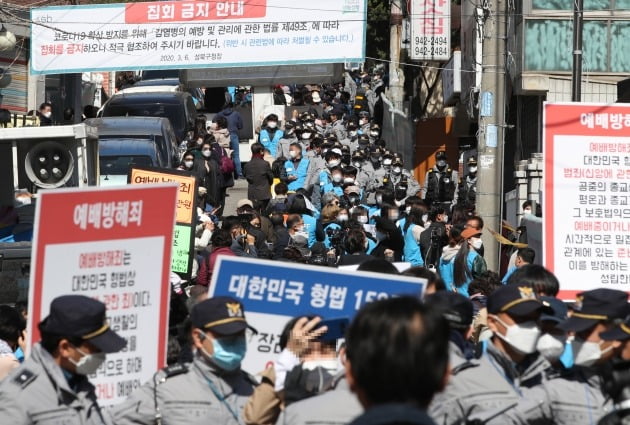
[244,142,273,211]
[337,228,376,266]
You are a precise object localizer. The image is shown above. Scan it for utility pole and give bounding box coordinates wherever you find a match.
[571,0,583,101]
[388,0,405,111]
[476,0,507,272]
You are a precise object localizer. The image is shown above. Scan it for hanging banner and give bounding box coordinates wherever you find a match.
[30,0,367,74]
[129,166,197,277]
[543,102,630,300]
[28,184,178,405]
[409,0,451,61]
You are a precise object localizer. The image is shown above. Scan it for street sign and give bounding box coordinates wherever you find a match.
[129,167,197,277]
[28,184,178,405]
[409,0,451,61]
[209,256,426,374]
[543,102,630,299]
[30,0,367,75]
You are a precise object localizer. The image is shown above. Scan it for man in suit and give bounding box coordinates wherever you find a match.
[244,142,273,211]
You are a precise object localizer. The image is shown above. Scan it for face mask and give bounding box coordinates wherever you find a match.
[267,121,277,129]
[301,132,312,139]
[338,214,349,222]
[202,149,212,158]
[70,347,106,375]
[293,231,309,240]
[572,339,613,367]
[349,130,358,137]
[375,230,387,242]
[184,160,194,168]
[383,159,392,166]
[392,167,402,175]
[207,335,247,371]
[536,333,566,363]
[523,208,532,214]
[470,237,483,250]
[289,150,299,159]
[370,131,379,137]
[343,177,355,184]
[353,161,362,169]
[302,359,340,373]
[357,216,368,224]
[332,174,342,183]
[437,160,447,168]
[469,166,478,174]
[422,213,429,223]
[328,160,341,168]
[491,315,541,355]
[388,213,399,221]
[43,111,52,119]
[405,207,412,214]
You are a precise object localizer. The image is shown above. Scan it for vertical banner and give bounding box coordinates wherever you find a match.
[543,102,630,299]
[129,167,197,278]
[409,0,451,61]
[209,256,426,374]
[28,184,178,405]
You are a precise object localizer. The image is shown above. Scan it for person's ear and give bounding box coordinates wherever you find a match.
[191,329,208,351]
[57,338,74,359]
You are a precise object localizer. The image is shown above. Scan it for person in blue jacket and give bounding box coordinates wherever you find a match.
[258,113,284,157]
[402,208,425,267]
[284,142,310,192]
[439,226,487,295]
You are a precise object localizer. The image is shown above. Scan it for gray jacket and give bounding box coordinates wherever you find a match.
[276,375,363,425]
[0,343,110,425]
[429,341,549,425]
[109,354,255,425]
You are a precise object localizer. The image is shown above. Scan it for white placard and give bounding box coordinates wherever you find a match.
[409,0,450,61]
[30,0,367,75]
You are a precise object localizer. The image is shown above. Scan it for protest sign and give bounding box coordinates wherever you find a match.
[30,0,367,75]
[209,256,426,374]
[129,166,197,277]
[28,184,178,405]
[543,102,630,299]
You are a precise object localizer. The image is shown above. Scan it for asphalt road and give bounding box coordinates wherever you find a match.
[223,177,249,216]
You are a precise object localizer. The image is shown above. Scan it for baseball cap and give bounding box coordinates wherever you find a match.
[600,317,630,341]
[425,292,473,330]
[38,295,127,353]
[487,284,543,316]
[236,199,254,209]
[191,296,256,336]
[467,157,478,166]
[558,288,629,332]
[435,151,447,160]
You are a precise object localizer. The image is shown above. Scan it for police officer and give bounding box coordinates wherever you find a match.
[367,124,381,144]
[430,284,549,425]
[343,121,360,150]
[422,151,458,210]
[387,156,421,205]
[111,297,256,425]
[327,107,347,142]
[457,156,478,209]
[276,120,298,159]
[358,111,371,135]
[0,295,126,424]
[510,288,629,425]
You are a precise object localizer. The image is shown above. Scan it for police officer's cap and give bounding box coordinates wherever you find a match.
[600,317,630,342]
[284,120,296,130]
[358,111,370,118]
[324,150,342,161]
[330,106,345,117]
[370,124,380,131]
[347,121,358,130]
[487,284,542,316]
[435,151,447,160]
[425,292,473,330]
[467,157,478,166]
[558,288,629,332]
[303,121,315,130]
[352,150,364,160]
[392,157,403,166]
[38,295,126,353]
[358,134,369,142]
[191,296,256,336]
[539,296,568,324]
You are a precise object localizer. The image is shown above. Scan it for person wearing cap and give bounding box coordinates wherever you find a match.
[510,288,629,425]
[456,156,478,209]
[276,120,298,160]
[386,156,420,205]
[342,121,360,151]
[600,315,630,361]
[368,124,380,144]
[0,295,126,424]
[429,285,549,425]
[111,297,256,425]
[422,151,458,210]
[326,106,347,143]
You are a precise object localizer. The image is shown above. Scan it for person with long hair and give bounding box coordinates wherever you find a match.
[402,208,425,267]
[439,226,487,295]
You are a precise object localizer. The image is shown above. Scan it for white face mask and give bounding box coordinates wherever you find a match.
[301,132,312,139]
[422,214,429,223]
[343,177,355,184]
[383,159,392,166]
[359,119,368,125]
[70,347,106,375]
[338,214,349,222]
[370,131,379,137]
[328,160,341,168]
[405,207,412,214]
[184,160,194,168]
[470,237,483,250]
[332,174,342,183]
[357,216,368,224]
[437,160,447,168]
[267,121,277,129]
[491,315,541,355]
[289,150,299,159]
[42,111,52,119]
[392,167,402,175]
[353,161,362,168]
[523,208,532,214]
[202,149,212,158]
[469,166,478,173]
[349,130,358,137]
[572,339,613,367]
[536,333,566,363]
